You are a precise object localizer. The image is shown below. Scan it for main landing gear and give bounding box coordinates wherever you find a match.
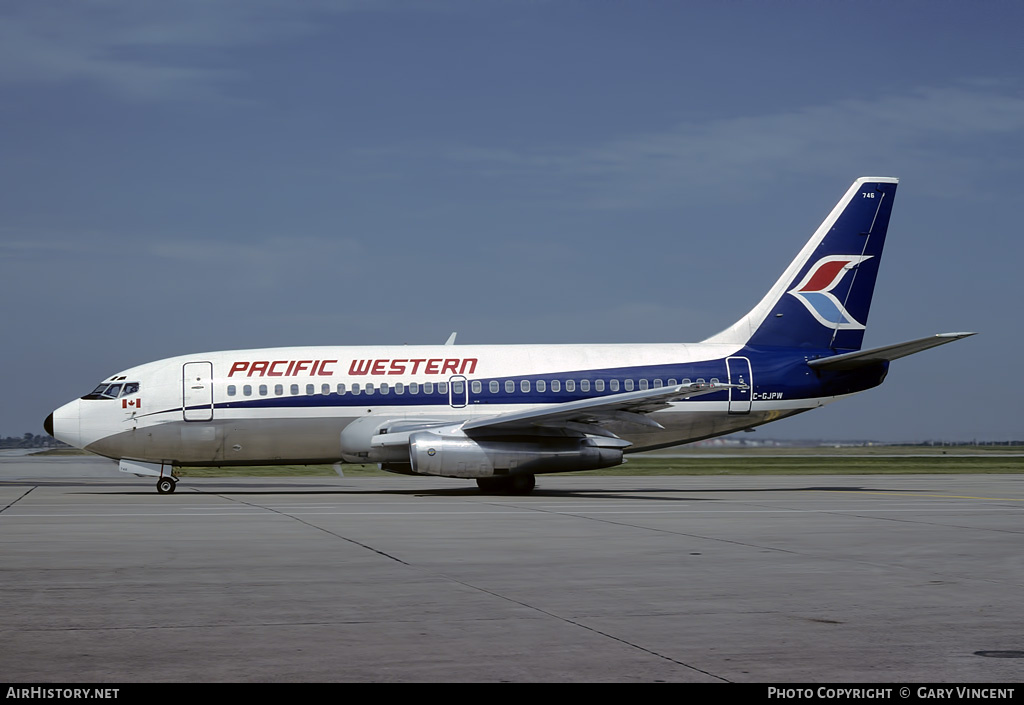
[476,474,536,495]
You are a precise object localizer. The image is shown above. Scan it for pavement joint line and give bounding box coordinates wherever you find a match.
[204,490,411,565]
[810,490,1024,501]
[0,485,35,514]
[203,489,734,682]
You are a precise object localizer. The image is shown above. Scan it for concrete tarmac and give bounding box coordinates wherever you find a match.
[1,457,1022,683]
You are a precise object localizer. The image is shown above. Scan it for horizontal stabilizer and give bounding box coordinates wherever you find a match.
[806,332,976,371]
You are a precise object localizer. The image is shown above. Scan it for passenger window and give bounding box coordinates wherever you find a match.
[337,383,346,395]
[537,379,546,393]
[227,385,236,397]
[453,381,464,394]
[365,383,375,395]
[424,382,434,394]
[321,384,330,395]
[565,380,576,392]
[290,384,299,395]
[243,385,252,397]
[307,384,316,395]
[380,383,389,395]
[396,383,405,395]
[595,379,605,392]
[580,379,590,392]
[521,380,530,393]
[609,379,620,392]
[505,380,515,393]
[471,381,481,394]
[275,384,284,396]
[438,382,447,394]
[352,383,361,396]
[624,379,634,391]
[259,384,268,396]
[489,381,499,393]
[653,379,663,388]
[410,382,419,395]
[551,380,561,392]
[639,379,649,390]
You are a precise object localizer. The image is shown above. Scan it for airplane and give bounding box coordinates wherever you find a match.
[44,177,974,494]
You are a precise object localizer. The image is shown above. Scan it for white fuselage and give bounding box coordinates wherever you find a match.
[49,341,826,467]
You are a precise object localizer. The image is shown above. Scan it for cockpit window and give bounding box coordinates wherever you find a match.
[81,381,139,400]
[81,384,118,400]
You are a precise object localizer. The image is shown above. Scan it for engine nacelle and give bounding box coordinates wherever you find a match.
[406,431,629,479]
[339,416,453,464]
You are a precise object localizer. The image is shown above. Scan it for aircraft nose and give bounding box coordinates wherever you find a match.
[47,399,83,449]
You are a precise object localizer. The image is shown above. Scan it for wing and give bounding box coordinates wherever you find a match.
[364,381,746,457]
[462,381,745,437]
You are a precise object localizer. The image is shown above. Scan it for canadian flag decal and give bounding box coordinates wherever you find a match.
[122,398,141,409]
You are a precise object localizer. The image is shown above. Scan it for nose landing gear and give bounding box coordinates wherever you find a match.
[156,477,177,494]
[118,460,180,494]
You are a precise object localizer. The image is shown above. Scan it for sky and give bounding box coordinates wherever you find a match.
[2,0,1022,442]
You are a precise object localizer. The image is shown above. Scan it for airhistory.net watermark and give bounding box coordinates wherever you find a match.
[6,689,118,700]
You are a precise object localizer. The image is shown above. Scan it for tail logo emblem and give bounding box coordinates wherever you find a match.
[788,255,872,329]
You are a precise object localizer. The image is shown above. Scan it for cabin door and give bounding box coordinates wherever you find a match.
[726,356,752,415]
[182,361,214,421]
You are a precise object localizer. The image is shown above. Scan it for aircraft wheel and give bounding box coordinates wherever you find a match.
[507,474,536,495]
[476,477,504,494]
[476,474,536,495]
[156,478,176,494]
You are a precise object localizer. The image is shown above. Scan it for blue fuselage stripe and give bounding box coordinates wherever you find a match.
[186,346,888,414]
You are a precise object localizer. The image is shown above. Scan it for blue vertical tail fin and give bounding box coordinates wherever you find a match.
[703,177,899,351]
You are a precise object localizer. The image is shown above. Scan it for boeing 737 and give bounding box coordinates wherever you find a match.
[45,177,973,494]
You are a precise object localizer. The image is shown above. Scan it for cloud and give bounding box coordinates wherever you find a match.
[449,82,1024,208]
[0,1,374,101]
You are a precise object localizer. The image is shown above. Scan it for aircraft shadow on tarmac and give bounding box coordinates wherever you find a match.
[1,479,941,499]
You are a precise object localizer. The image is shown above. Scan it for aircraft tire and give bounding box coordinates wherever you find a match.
[475,475,536,495]
[506,473,536,495]
[476,477,504,494]
[156,478,176,494]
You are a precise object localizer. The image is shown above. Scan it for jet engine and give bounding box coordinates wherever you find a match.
[402,431,629,479]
